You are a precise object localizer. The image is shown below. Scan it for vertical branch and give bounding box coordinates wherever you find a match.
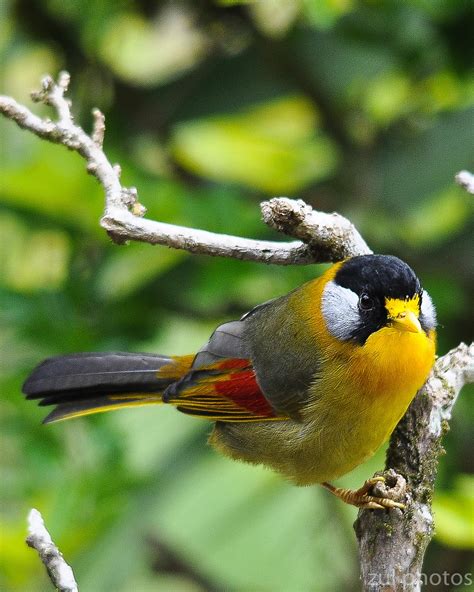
[355,343,474,592]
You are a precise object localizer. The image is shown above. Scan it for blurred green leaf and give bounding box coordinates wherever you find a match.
[374,108,474,208]
[96,243,187,300]
[171,96,339,192]
[402,186,473,247]
[302,0,355,29]
[434,475,474,549]
[0,212,70,293]
[1,44,59,101]
[362,72,412,125]
[417,71,474,113]
[99,8,208,87]
[250,0,300,38]
[0,138,103,232]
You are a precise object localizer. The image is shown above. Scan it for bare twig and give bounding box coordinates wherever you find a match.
[0,73,370,264]
[31,72,73,126]
[91,108,105,148]
[455,170,474,195]
[26,509,79,592]
[355,342,474,592]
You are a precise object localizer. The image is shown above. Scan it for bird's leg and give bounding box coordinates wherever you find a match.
[321,477,405,510]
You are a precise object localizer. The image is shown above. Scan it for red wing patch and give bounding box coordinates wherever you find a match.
[165,359,285,422]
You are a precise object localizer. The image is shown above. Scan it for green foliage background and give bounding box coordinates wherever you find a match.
[0,1,473,590]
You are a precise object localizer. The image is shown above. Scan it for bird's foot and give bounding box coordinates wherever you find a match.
[322,476,406,510]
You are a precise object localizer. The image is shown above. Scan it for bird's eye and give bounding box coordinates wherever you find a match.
[359,293,374,311]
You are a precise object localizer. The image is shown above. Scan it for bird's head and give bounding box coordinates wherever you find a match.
[321,254,437,345]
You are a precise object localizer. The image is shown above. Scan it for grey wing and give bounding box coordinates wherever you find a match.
[243,291,322,421]
[194,293,321,421]
[192,320,250,368]
[192,296,280,369]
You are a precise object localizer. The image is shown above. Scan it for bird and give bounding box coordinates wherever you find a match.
[23,254,437,509]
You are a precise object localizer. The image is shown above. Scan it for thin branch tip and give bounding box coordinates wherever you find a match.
[455,170,474,194]
[92,108,105,147]
[26,508,78,592]
[58,70,71,90]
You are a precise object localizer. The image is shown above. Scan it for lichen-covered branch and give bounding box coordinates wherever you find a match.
[0,72,371,264]
[26,509,79,592]
[261,197,371,261]
[355,342,474,592]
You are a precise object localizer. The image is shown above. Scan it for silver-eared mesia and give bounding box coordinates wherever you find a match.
[23,255,436,509]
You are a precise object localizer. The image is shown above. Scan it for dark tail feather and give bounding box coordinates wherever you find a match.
[22,352,187,423]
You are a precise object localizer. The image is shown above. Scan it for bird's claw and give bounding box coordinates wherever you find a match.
[322,476,406,510]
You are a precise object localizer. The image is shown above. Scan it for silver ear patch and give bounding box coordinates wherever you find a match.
[321,281,360,341]
[420,290,437,330]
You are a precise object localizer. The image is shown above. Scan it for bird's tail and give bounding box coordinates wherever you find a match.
[22,352,194,424]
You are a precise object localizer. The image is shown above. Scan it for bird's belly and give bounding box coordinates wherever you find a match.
[210,331,435,485]
[294,393,405,483]
[210,390,408,485]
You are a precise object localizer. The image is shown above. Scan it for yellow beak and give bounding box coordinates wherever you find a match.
[389,310,422,334]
